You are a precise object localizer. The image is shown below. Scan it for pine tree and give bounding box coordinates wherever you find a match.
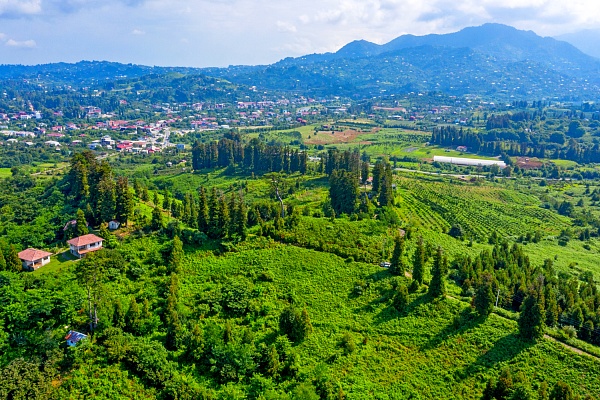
[0,248,6,271]
[167,236,184,274]
[550,381,574,400]
[162,189,171,211]
[197,186,209,232]
[412,237,425,285]
[392,284,409,313]
[115,176,133,225]
[473,272,496,317]
[141,186,149,202]
[389,234,405,276]
[97,177,116,223]
[165,274,182,350]
[236,195,247,240]
[151,206,163,231]
[126,297,142,335]
[113,298,126,329]
[208,188,220,239]
[360,161,369,184]
[378,163,394,207]
[153,191,160,207]
[75,208,88,237]
[519,289,546,341]
[217,196,230,239]
[6,245,22,272]
[428,246,447,298]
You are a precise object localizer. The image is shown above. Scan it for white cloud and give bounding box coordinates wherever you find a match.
[6,38,37,48]
[276,21,296,33]
[0,0,41,17]
[0,33,6,41]
[131,28,145,35]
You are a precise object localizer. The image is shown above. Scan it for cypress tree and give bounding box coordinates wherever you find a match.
[428,246,447,298]
[236,195,247,240]
[518,289,546,341]
[153,191,160,207]
[412,237,425,285]
[6,245,22,272]
[474,272,496,317]
[97,177,116,223]
[197,186,209,232]
[392,284,409,313]
[151,205,163,231]
[167,236,184,274]
[75,208,89,237]
[113,298,126,329]
[389,234,405,276]
[115,176,133,225]
[126,297,142,335]
[360,161,369,184]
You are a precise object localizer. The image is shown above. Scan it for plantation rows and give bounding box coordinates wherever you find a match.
[396,179,569,241]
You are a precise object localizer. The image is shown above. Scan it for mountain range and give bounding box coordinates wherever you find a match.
[2,24,599,100]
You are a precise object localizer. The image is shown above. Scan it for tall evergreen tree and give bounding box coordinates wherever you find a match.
[162,189,171,211]
[412,237,426,285]
[0,248,6,271]
[167,236,184,274]
[360,161,369,184]
[428,246,447,298]
[197,186,209,232]
[519,289,546,341]
[389,234,406,276]
[115,176,133,225]
[236,195,247,241]
[378,163,394,207]
[151,206,163,231]
[75,208,89,237]
[6,245,21,272]
[474,272,496,317]
[97,177,116,223]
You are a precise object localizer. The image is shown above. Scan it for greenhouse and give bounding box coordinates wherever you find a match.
[433,156,506,168]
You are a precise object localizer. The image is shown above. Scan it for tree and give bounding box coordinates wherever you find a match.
[97,177,116,223]
[329,170,359,216]
[474,273,496,317]
[378,163,394,207]
[0,249,5,271]
[279,306,312,343]
[197,186,209,232]
[151,206,163,231]
[235,195,247,240]
[167,236,184,274]
[75,208,89,237]
[428,246,447,298]
[115,176,133,225]
[389,234,406,276]
[412,237,425,285]
[360,161,369,185]
[113,298,126,329]
[76,251,107,331]
[392,284,409,313]
[550,381,574,400]
[518,289,545,341]
[126,297,142,335]
[448,224,464,239]
[162,188,171,211]
[6,245,21,273]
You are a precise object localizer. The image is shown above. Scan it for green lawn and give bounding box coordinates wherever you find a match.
[35,250,78,275]
[0,168,11,178]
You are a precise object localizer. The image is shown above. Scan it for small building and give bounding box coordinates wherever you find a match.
[65,330,87,347]
[18,248,52,270]
[108,220,120,230]
[67,234,104,258]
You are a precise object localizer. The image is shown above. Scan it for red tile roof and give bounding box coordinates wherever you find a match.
[67,234,104,247]
[18,248,52,262]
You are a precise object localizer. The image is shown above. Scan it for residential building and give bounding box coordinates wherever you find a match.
[17,248,52,270]
[67,234,104,258]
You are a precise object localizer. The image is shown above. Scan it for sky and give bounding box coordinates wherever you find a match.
[1,0,600,67]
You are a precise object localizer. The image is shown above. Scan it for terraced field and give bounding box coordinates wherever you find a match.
[395,176,570,240]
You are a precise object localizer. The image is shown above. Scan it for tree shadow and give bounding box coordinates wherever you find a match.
[461,333,535,379]
[419,306,484,351]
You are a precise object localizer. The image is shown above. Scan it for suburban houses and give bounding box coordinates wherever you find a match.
[17,248,53,270]
[67,234,104,258]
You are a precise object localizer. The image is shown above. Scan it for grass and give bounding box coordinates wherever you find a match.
[176,244,600,398]
[35,250,78,275]
[0,168,11,178]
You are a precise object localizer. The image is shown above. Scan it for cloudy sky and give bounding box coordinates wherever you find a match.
[0,0,599,67]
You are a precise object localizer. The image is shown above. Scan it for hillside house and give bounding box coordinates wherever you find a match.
[67,234,104,258]
[18,248,52,270]
[65,330,87,347]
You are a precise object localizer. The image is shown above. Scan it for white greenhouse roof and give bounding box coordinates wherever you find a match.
[433,156,506,168]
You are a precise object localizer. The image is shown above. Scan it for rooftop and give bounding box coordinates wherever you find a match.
[67,233,104,247]
[18,248,52,262]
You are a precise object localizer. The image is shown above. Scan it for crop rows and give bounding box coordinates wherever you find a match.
[395,178,569,241]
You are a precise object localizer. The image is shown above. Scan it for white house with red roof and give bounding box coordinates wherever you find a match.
[18,248,52,270]
[67,234,104,258]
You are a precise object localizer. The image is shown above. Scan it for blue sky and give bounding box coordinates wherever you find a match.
[0,0,599,67]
